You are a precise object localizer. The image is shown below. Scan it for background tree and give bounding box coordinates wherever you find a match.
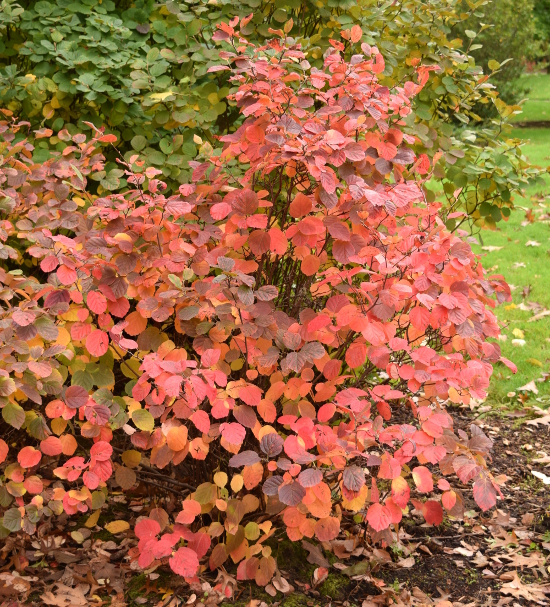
[453,0,538,114]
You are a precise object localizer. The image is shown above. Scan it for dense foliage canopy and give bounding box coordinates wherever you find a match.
[0,17,517,593]
[0,0,543,228]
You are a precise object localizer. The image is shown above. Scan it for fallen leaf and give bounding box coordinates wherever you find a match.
[525,241,541,247]
[518,380,539,394]
[482,246,503,252]
[499,570,550,604]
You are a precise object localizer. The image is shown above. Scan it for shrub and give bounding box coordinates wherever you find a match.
[0,22,515,593]
[0,0,540,226]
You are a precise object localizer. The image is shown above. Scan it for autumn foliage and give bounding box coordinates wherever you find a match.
[0,18,515,595]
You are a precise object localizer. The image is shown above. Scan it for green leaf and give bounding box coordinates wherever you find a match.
[2,401,25,429]
[131,408,154,432]
[2,508,21,533]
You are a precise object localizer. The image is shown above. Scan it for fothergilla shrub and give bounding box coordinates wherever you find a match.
[0,19,515,595]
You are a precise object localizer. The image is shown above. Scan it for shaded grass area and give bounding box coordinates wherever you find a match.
[475,126,550,405]
[511,73,550,123]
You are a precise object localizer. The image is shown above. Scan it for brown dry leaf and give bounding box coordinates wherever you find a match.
[501,551,546,569]
[41,583,89,607]
[499,571,550,604]
[527,414,550,427]
[472,551,489,567]
[301,540,331,568]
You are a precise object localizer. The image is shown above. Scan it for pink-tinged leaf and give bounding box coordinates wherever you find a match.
[87,291,107,314]
[220,422,246,444]
[86,329,109,357]
[12,310,35,326]
[412,466,433,493]
[190,410,210,434]
[452,456,481,483]
[229,450,260,467]
[57,265,77,285]
[135,518,161,540]
[260,433,284,457]
[90,441,113,461]
[71,322,92,340]
[472,476,497,511]
[278,481,306,506]
[345,342,367,369]
[239,384,262,407]
[40,255,59,272]
[297,468,323,488]
[409,306,430,332]
[40,436,63,456]
[422,501,443,525]
[201,349,221,368]
[343,466,365,492]
[176,499,202,525]
[169,547,200,577]
[211,202,232,220]
[108,297,130,318]
[207,65,230,73]
[437,478,451,491]
[500,357,517,373]
[317,403,336,422]
[18,446,42,468]
[65,385,89,409]
[366,503,392,532]
[0,439,7,464]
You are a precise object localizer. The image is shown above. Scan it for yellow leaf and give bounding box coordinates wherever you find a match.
[527,358,543,367]
[214,471,228,487]
[150,91,174,101]
[230,474,243,493]
[512,328,524,339]
[85,510,101,528]
[121,449,141,468]
[105,520,130,534]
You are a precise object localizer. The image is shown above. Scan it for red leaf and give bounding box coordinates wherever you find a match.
[0,439,7,464]
[412,466,433,493]
[220,422,246,444]
[422,501,443,525]
[442,490,457,510]
[135,518,160,540]
[40,436,63,456]
[473,476,497,511]
[366,503,391,532]
[86,329,109,357]
[57,265,77,285]
[18,446,42,468]
[169,547,200,578]
[87,291,107,314]
[191,410,210,434]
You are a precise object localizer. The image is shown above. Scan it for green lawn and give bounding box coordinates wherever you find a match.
[511,72,550,123]
[474,125,550,406]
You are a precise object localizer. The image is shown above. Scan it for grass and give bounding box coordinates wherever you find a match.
[511,73,550,123]
[474,84,550,405]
